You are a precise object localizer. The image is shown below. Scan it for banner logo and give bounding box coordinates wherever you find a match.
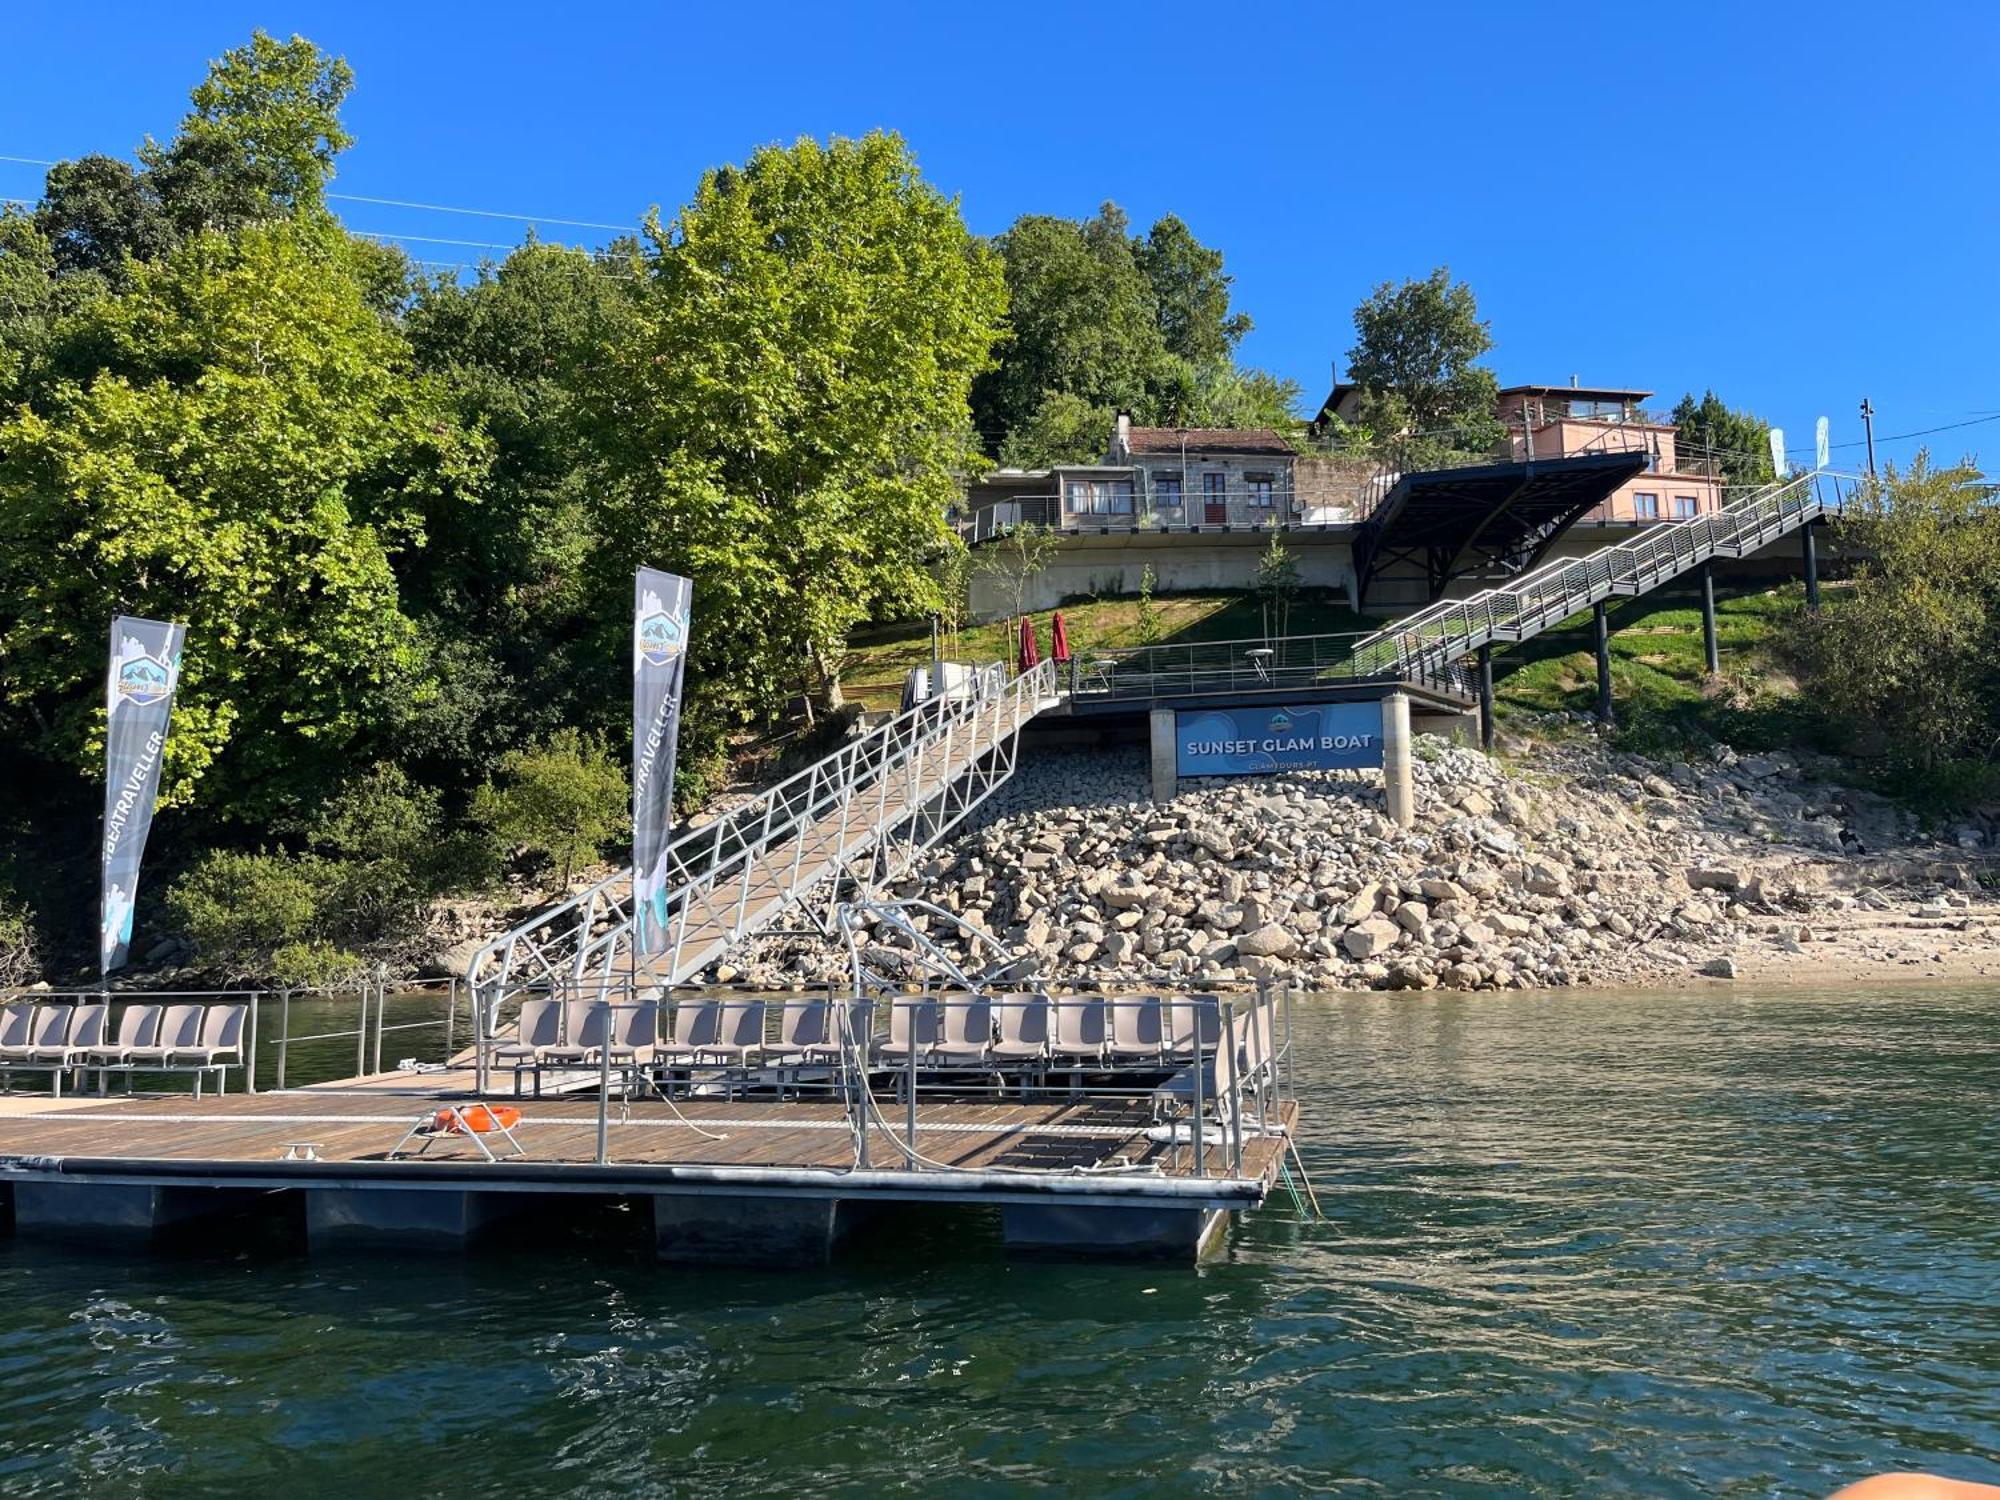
[115,653,172,707]
[637,609,687,667]
[1267,710,1294,733]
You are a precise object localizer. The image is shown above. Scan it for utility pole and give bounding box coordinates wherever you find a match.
[1859,398,1877,477]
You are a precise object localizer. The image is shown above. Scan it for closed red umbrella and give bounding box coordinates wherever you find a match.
[1018,616,1040,672]
[1050,610,1071,663]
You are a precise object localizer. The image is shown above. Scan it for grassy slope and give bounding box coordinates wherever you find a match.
[843,579,1824,755]
[841,589,1371,710]
[1491,580,1825,753]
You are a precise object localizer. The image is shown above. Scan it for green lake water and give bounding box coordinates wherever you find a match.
[2,983,1998,1496]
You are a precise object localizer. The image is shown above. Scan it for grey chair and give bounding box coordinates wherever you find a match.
[541,1000,615,1067]
[1051,996,1107,1066]
[493,999,562,1093]
[932,998,993,1068]
[700,1000,767,1067]
[656,1000,722,1066]
[990,996,1052,1064]
[176,1004,247,1097]
[85,1003,161,1088]
[877,998,941,1066]
[1107,995,1168,1063]
[123,1004,204,1073]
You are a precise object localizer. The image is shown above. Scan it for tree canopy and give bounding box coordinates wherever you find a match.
[1671,389,1776,488]
[0,35,1019,979]
[972,203,1286,466]
[1340,267,1501,455]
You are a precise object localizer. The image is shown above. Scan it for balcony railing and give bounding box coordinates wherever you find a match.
[958,488,1333,544]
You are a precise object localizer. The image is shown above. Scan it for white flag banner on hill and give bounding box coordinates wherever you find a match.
[1769,427,1790,480]
[102,615,185,974]
[631,568,692,958]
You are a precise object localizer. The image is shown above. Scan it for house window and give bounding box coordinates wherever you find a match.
[1109,479,1133,515]
[1246,474,1274,510]
[1671,495,1697,519]
[1154,471,1183,511]
[1066,480,1087,515]
[1066,478,1132,516]
[1633,492,1660,521]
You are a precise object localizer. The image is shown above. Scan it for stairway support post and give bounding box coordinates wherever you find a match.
[1699,564,1720,675]
[1593,603,1613,725]
[1477,644,1495,751]
[1381,692,1414,828]
[1802,522,1820,609]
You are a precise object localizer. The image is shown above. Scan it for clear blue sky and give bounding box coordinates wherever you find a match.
[5,2,1996,468]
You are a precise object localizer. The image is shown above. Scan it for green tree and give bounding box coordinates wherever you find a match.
[0,217,488,823]
[1133,213,1251,367]
[997,388,1113,467]
[603,131,1005,738]
[0,211,62,405]
[973,204,1167,456]
[403,242,642,785]
[139,30,354,235]
[1671,389,1776,488]
[165,847,341,983]
[1794,454,2000,800]
[33,155,169,280]
[473,728,628,891]
[1344,267,1502,453]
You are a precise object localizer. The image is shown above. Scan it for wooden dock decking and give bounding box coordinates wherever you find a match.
[0,1085,1294,1183]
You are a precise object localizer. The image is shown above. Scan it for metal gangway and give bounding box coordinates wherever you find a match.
[1346,469,1864,678]
[465,659,1059,1029]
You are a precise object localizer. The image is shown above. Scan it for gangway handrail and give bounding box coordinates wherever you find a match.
[466,659,1057,1032]
[1348,469,1862,677]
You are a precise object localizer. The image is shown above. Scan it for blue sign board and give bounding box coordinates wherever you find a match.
[1175,701,1383,778]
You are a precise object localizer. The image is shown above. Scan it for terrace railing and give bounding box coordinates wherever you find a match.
[1348,469,1861,678]
[1062,628,1474,705]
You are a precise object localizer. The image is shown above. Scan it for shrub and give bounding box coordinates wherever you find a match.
[309,763,495,940]
[473,728,628,891]
[0,894,39,987]
[268,939,361,989]
[166,849,333,982]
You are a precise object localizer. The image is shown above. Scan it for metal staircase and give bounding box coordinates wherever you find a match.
[466,659,1058,1020]
[1348,470,1863,678]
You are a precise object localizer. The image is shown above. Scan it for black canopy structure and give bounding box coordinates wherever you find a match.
[1352,450,1649,606]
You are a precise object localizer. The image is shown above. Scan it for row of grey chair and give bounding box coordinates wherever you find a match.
[489,993,1283,1094]
[0,1001,248,1097]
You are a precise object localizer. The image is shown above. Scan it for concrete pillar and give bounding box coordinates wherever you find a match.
[1802,522,1821,609]
[1381,691,1413,828]
[1593,603,1614,724]
[652,1193,869,1267]
[1148,707,1178,803]
[1477,644,1495,751]
[1000,1201,1227,1261]
[305,1186,511,1252]
[1698,563,1720,674]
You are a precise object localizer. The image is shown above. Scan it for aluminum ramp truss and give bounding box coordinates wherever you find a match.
[466,660,1059,1022]
[1348,469,1861,679]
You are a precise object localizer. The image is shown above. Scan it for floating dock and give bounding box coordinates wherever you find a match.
[0,1065,1295,1264]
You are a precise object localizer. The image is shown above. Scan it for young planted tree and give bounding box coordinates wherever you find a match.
[973,523,1064,643]
[1256,533,1301,643]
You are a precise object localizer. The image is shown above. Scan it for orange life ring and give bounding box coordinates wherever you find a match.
[435,1104,521,1134]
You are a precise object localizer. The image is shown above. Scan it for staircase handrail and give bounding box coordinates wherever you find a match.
[1349,470,1861,677]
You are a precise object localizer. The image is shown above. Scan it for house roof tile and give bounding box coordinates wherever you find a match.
[1125,426,1295,458]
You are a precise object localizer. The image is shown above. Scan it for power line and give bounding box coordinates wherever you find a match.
[1,152,632,232]
[326,191,631,232]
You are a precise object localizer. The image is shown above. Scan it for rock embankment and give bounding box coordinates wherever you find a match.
[713,733,2000,993]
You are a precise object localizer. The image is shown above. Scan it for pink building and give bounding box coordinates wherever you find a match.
[1495,385,1725,524]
